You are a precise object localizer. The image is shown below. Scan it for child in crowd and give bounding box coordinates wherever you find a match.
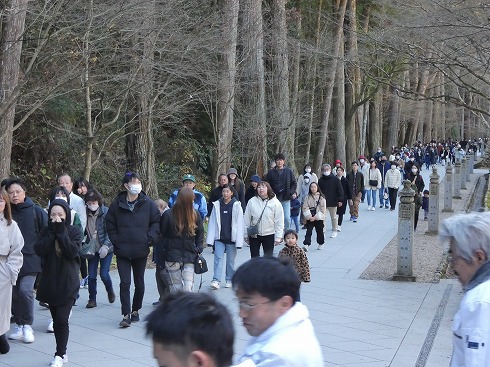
[422,189,429,220]
[290,192,301,233]
[154,199,169,215]
[278,230,310,285]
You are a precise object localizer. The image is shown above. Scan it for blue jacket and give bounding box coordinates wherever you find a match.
[169,188,207,220]
[105,191,160,259]
[290,198,301,217]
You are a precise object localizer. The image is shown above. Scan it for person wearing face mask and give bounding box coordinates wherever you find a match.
[297,164,317,227]
[105,172,161,328]
[83,189,115,309]
[318,164,344,238]
[404,154,419,179]
[373,147,384,162]
[385,162,402,211]
[358,155,369,203]
[377,156,391,209]
[407,165,425,231]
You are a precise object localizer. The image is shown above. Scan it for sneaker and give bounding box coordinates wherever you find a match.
[130,311,140,322]
[39,302,49,309]
[108,290,116,304]
[22,325,34,343]
[86,300,97,308]
[349,216,353,221]
[367,206,372,211]
[80,276,88,289]
[371,207,376,211]
[49,355,68,367]
[330,231,337,238]
[317,244,324,250]
[352,216,358,222]
[119,314,131,328]
[47,320,54,333]
[225,281,232,288]
[210,280,220,290]
[380,205,384,208]
[303,245,309,252]
[337,226,342,232]
[9,325,24,341]
[385,205,389,209]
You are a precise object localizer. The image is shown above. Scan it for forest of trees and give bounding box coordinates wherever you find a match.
[0,0,489,201]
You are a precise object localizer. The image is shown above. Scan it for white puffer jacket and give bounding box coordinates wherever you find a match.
[385,168,402,189]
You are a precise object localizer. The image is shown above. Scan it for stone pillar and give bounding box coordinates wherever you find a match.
[466,153,472,182]
[393,180,416,282]
[453,159,462,199]
[426,166,440,235]
[469,152,474,175]
[461,156,467,190]
[442,163,454,212]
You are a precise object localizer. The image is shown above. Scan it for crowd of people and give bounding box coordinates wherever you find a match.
[0,136,487,366]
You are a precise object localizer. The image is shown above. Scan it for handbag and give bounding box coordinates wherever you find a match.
[79,238,96,259]
[194,253,208,274]
[247,200,268,237]
[383,189,389,200]
[369,170,378,187]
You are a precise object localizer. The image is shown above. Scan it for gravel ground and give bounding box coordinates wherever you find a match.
[360,165,486,283]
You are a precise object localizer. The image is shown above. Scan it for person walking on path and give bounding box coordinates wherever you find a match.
[227,168,246,211]
[335,166,352,232]
[245,175,260,205]
[266,153,297,231]
[439,212,490,367]
[346,161,364,222]
[358,155,370,203]
[35,199,82,367]
[377,156,391,209]
[407,165,424,231]
[105,172,161,328]
[278,230,310,284]
[169,174,207,220]
[206,184,244,290]
[385,162,402,211]
[244,181,284,258]
[317,164,344,238]
[301,182,326,251]
[365,159,382,211]
[158,187,204,293]
[0,189,24,355]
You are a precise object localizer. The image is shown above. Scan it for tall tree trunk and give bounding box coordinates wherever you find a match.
[0,0,28,177]
[333,40,346,164]
[304,0,323,165]
[368,89,382,156]
[214,0,239,183]
[387,84,401,150]
[272,0,291,159]
[440,72,446,140]
[126,0,158,198]
[241,0,268,176]
[407,63,430,144]
[83,0,94,181]
[313,0,348,173]
[290,1,301,170]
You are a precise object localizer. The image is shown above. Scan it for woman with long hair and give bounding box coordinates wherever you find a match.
[0,189,24,354]
[301,182,327,251]
[159,187,204,292]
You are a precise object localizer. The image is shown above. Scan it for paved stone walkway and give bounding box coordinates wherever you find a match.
[3,164,484,367]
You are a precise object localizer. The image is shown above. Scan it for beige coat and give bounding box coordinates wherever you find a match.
[302,193,327,221]
[0,214,24,335]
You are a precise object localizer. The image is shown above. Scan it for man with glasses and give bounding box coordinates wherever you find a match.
[440,212,490,367]
[232,257,323,367]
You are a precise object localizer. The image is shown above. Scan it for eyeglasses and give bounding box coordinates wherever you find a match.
[236,299,275,311]
[448,254,464,264]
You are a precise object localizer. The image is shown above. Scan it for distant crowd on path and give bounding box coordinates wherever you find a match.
[0,136,486,366]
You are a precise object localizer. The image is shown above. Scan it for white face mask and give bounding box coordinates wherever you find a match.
[323,171,331,176]
[410,158,415,162]
[391,167,396,171]
[412,168,418,174]
[305,168,311,173]
[55,196,68,202]
[128,184,142,195]
[87,203,99,212]
[359,159,365,164]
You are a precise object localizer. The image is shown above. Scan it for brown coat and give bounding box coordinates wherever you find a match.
[278,245,311,282]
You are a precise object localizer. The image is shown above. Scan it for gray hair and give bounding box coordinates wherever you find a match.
[439,212,490,263]
[321,164,331,170]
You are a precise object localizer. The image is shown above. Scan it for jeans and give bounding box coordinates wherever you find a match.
[290,215,300,232]
[12,274,36,325]
[379,185,388,207]
[249,234,275,257]
[366,189,377,208]
[281,200,291,231]
[212,241,237,283]
[88,253,114,302]
[165,262,194,292]
[49,298,75,357]
[116,256,146,316]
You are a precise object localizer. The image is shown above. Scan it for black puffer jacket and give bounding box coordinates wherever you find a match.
[105,191,160,259]
[157,209,204,266]
[35,200,82,306]
[318,175,344,207]
[11,197,48,275]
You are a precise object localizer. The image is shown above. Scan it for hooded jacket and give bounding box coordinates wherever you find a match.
[206,198,244,248]
[34,199,82,306]
[105,191,160,259]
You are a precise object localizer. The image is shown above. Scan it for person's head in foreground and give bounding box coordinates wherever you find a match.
[146,291,234,367]
[232,257,300,337]
[439,212,490,289]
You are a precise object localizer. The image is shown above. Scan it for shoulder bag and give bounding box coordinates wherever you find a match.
[79,237,96,259]
[247,200,268,237]
[368,170,378,187]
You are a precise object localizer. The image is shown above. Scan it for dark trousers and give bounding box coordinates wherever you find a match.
[49,298,75,358]
[0,334,9,354]
[155,263,169,302]
[388,187,398,210]
[303,220,324,246]
[80,258,88,279]
[414,206,420,230]
[116,256,146,315]
[12,274,36,325]
[249,234,275,257]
